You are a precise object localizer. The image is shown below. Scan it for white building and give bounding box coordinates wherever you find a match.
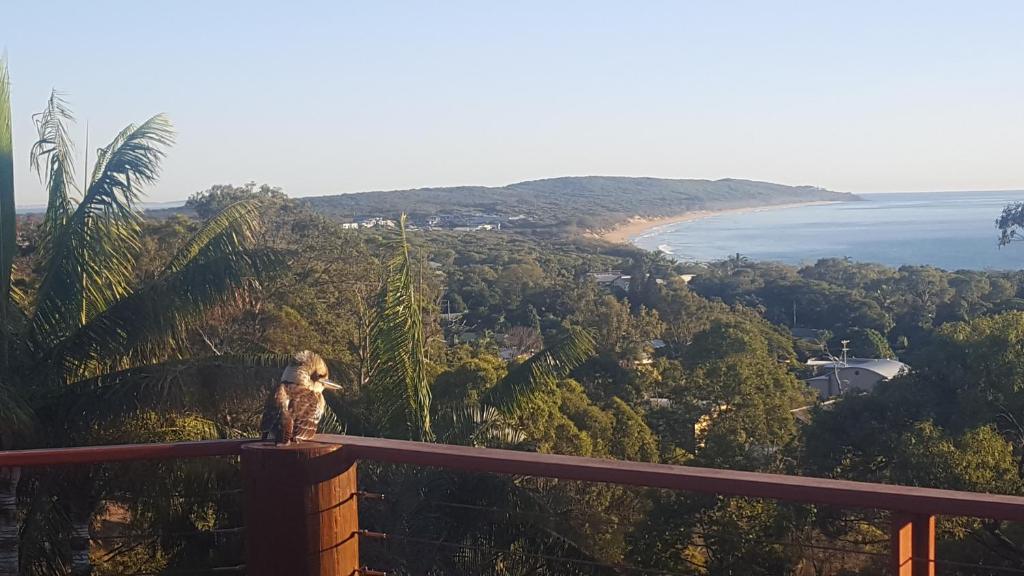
[804,358,909,399]
[359,217,396,228]
[589,271,623,285]
[645,397,672,409]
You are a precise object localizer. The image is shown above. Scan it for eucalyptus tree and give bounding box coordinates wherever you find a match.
[998,202,1024,246]
[0,60,278,575]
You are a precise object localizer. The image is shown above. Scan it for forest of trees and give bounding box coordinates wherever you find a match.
[5,60,1024,575]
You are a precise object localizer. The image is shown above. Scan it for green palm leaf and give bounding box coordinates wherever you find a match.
[367,214,433,440]
[47,248,282,383]
[0,58,16,373]
[482,326,595,416]
[0,381,33,450]
[0,58,32,451]
[87,115,172,191]
[29,90,77,266]
[435,405,529,448]
[31,114,173,346]
[162,198,263,274]
[42,353,292,431]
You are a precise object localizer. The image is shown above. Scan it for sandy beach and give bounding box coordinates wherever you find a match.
[600,200,841,244]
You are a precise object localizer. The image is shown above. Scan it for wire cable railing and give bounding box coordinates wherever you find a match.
[354,478,896,576]
[6,436,1024,575]
[16,453,248,576]
[355,485,1024,576]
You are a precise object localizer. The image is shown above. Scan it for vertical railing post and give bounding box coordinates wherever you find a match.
[890,512,935,576]
[242,443,359,576]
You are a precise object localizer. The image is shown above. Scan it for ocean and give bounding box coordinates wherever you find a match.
[632,191,1024,271]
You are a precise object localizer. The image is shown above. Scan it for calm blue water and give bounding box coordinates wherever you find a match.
[633,191,1024,271]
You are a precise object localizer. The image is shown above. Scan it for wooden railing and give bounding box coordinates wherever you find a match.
[4,434,1024,576]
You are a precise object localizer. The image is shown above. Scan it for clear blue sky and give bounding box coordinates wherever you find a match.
[5,1,1024,204]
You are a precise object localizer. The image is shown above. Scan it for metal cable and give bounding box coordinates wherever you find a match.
[379,511,1024,575]
[416,500,890,558]
[90,526,246,541]
[120,565,246,576]
[929,557,1024,574]
[376,533,692,576]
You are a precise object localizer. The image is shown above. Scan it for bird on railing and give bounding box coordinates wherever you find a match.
[260,350,342,444]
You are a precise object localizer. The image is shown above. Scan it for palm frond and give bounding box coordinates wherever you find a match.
[0,58,16,373]
[436,405,530,449]
[87,115,172,191]
[162,199,263,275]
[367,214,433,440]
[46,248,282,383]
[54,198,273,380]
[29,90,77,264]
[18,486,73,576]
[40,353,291,431]
[31,114,174,346]
[0,380,34,450]
[482,326,595,416]
[319,403,347,435]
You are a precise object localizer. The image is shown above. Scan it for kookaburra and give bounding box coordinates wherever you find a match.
[260,350,341,444]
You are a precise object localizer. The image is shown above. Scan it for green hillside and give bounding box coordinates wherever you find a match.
[301,176,859,229]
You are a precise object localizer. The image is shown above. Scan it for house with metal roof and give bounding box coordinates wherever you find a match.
[804,357,909,399]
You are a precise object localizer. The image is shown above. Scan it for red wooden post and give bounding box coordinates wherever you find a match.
[891,513,935,576]
[242,443,359,576]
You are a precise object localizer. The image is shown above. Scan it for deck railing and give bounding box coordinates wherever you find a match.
[4,435,1024,576]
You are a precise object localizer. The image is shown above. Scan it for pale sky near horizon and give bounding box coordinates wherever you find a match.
[4,1,1024,204]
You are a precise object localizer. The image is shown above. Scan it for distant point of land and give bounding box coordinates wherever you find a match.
[300,176,858,233]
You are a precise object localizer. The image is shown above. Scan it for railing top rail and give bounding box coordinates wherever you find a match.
[0,439,251,467]
[5,435,1024,521]
[316,434,1024,521]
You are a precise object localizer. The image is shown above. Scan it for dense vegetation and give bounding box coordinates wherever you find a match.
[5,61,1024,574]
[23,182,1024,574]
[300,176,857,230]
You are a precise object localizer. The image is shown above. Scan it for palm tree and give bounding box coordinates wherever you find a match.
[343,216,599,575]
[0,60,278,575]
[725,252,750,272]
[343,214,595,443]
[365,215,434,441]
[0,57,19,576]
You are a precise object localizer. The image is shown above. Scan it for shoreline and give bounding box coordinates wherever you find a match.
[600,200,842,244]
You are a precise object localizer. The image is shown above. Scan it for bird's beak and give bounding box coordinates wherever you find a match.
[322,380,343,390]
